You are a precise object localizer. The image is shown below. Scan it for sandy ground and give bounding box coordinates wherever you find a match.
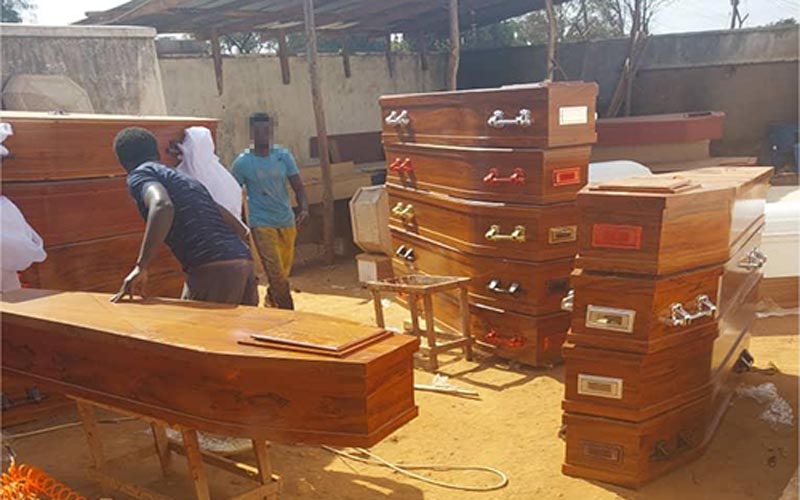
[5,261,798,500]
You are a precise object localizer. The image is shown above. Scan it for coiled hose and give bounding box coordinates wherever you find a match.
[1,459,87,500]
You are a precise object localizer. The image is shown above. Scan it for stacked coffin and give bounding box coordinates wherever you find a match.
[380,82,598,366]
[561,166,773,488]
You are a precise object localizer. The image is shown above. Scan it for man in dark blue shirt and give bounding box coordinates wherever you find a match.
[111,127,258,306]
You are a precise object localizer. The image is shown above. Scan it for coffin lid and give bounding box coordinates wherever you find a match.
[589,175,701,194]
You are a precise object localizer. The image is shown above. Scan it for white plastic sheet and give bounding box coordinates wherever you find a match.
[177,126,243,220]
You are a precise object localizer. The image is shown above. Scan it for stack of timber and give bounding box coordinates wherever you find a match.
[381,82,598,366]
[561,166,773,488]
[0,111,216,427]
[1,289,419,446]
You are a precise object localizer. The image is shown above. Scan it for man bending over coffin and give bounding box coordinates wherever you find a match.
[111,127,258,306]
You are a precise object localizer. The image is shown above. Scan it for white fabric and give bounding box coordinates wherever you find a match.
[1,196,47,292]
[0,122,13,157]
[588,160,653,183]
[177,126,242,220]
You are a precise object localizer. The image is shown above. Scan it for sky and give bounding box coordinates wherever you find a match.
[27,0,800,34]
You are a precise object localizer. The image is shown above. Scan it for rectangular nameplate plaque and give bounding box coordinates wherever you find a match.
[591,223,643,250]
[580,440,624,464]
[552,167,581,186]
[559,106,589,125]
[586,305,636,333]
[549,225,578,244]
[578,374,623,399]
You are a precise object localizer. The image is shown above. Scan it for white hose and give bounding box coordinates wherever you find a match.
[322,446,508,492]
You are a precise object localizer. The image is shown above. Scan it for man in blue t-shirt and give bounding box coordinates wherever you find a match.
[232,113,309,310]
[111,127,258,306]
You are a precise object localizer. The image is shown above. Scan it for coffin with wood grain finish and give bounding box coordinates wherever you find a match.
[1,289,419,446]
[380,82,598,148]
[388,183,579,262]
[384,142,591,204]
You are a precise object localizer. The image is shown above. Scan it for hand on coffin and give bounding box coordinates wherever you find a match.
[110,265,150,303]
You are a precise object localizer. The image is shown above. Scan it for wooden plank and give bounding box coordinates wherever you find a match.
[277,31,291,84]
[210,29,224,96]
[448,0,460,90]
[152,422,173,477]
[341,35,352,78]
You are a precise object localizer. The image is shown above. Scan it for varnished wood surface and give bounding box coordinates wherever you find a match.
[568,224,764,353]
[388,184,579,262]
[3,178,142,246]
[403,280,570,367]
[391,229,573,316]
[562,327,751,489]
[596,112,724,147]
[1,289,419,446]
[384,142,590,204]
[380,82,598,148]
[576,167,772,275]
[0,112,216,181]
[19,233,184,297]
[562,329,716,422]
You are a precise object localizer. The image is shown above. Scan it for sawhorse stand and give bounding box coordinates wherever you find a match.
[366,275,473,371]
[73,398,281,500]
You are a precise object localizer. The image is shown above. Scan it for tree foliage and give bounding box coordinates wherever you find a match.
[1,0,34,23]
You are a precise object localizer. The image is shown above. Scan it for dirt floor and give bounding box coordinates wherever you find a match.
[5,261,799,500]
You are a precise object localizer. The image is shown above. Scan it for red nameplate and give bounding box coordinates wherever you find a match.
[591,224,643,249]
[553,167,581,186]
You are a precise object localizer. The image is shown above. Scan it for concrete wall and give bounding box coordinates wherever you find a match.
[0,24,167,115]
[159,53,447,165]
[459,25,799,156]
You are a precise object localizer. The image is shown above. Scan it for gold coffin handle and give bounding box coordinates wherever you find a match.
[484,224,526,243]
[391,202,415,221]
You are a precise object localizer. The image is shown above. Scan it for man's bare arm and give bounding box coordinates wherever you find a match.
[288,174,310,225]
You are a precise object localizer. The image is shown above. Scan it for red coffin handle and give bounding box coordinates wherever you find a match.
[483,168,526,186]
[484,330,526,349]
[389,157,413,174]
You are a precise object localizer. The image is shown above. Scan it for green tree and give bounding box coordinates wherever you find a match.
[1,0,35,23]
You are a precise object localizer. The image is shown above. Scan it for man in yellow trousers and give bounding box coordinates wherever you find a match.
[233,113,309,310]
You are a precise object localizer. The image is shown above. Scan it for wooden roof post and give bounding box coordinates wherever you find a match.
[417,33,428,72]
[277,30,291,85]
[210,29,224,95]
[448,0,460,90]
[545,0,556,81]
[303,0,336,264]
[341,35,352,78]
[385,34,395,78]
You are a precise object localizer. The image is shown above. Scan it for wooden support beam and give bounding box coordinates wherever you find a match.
[180,428,212,500]
[447,0,460,90]
[417,33,428,71]
[210,29,224,96]
[545,0,557,81]
[303,0,336,264]
[385,33,395,78]
[277,31,291,85]
[341,36,352,78]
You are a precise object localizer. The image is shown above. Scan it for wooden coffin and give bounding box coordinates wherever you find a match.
[1,289,419,446]
[387,184,579,262]
[384,142,591,204]
[576,167,772,275]
[380,81,598,148]
[595,112,725,148]
[567,222,765,353]
[562,326,752,489]
[2,178,142,247]
[20,233,184,297]
[0,111,215,181]
[562,329,716,422]
[439,296,570,367]
[391,229,572,316]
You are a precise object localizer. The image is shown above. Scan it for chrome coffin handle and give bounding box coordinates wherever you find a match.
[667,294,717,327]
[385,109,410,126]
[394,245,416,262]
[561,289,575,312]
[739,247,768,270]
[487,109,532,129]
[487,279,521,296]
[391,202,415,221]
[484,224,526,243]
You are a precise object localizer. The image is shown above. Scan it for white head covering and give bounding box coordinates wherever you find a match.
[177,126,243,221]
[1,196,47,292]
